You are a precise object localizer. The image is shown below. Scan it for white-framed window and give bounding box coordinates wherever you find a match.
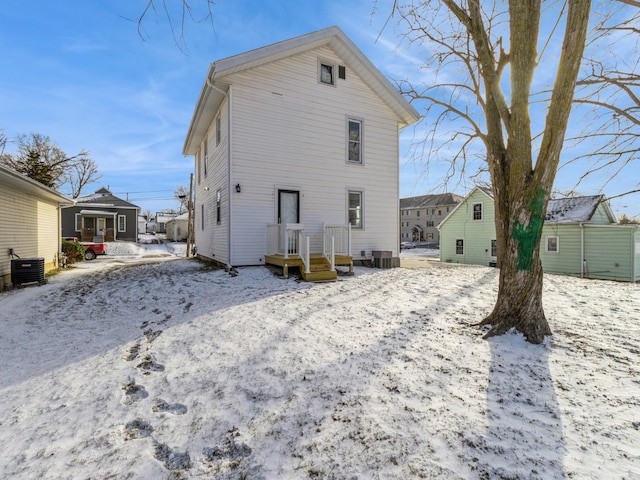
[473,202,483,221]
[203,139,208,177]
[201,204,205,230]
[348,190,363,229]
[75,213,82,232]
[118,215,126,232]
[215,115,221,146]
[545,236,559,253]
[347,118,363,164]
[318,59,336,85]
[456,238,464,255]
[490,239,497,257]
[216,189,221,225]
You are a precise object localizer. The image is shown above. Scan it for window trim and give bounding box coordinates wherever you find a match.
[455,238,464,256]
[347,189,364,230]
[346,117,364,165]
[75,213,82,232]
[215,115,221,146]
[117,215,126,233]
[318,58,336,86]
[545,236,560,253]
[472,202,483,221]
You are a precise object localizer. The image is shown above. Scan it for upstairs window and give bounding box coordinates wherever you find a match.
[473,202,483,221]
[347,118,363,164]
[319,60,335,85]
[215,115,221,146]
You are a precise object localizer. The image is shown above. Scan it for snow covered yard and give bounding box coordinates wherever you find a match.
[0,251,638,479]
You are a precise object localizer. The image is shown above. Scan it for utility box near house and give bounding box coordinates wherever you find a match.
[11,258,46,287]
[372,250,393,269]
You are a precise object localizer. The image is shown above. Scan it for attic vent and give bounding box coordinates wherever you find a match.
[338,65,346,79]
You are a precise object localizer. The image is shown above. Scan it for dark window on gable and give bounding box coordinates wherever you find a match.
[338,65,346,79]
[320,63,334,85]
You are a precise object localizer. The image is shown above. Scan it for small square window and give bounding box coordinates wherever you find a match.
[546,236,559,253]
[320,63,334,85]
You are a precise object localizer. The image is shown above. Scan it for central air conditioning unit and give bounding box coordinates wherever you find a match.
[11,258,46,287]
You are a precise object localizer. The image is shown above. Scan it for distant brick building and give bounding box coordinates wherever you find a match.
[400,193,463,246]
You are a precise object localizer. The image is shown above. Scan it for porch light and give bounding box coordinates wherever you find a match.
[235,184,241,193]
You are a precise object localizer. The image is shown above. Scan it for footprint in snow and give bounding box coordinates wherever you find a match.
[136,355,165,374]
[122,380,148,405]
[123,419,154,440]
[123,343,141,362]
[152,399,188,415]
[153,441,192,471]
[144,328,162,343]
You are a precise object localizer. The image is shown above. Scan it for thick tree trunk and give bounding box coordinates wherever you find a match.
[480,247,551,344]
[479,184,552,344]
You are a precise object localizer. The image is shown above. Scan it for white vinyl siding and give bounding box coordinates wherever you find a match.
[226,45,401,264]
[0,180,62,284]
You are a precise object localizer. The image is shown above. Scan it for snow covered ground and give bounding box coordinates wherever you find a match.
[0,243,638,479]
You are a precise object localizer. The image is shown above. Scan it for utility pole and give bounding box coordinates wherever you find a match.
[186,173,194,258]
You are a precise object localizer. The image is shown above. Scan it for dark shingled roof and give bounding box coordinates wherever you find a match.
[400,193,464,209]
[75,187,140,209]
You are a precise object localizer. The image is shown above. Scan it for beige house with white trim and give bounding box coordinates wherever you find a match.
[0,164,71,289]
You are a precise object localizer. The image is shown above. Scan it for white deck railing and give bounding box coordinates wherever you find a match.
[267,223,350,273]
[267,223,304,258]
[323,223,351,256]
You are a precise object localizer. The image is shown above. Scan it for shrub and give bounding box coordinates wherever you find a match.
[62,239,86,265]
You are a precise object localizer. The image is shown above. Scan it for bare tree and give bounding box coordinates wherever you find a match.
[0,133,100,194]
[134,0,215,52]
[63,156,102,198]
[392,1,598,343]
[174,185,189,213]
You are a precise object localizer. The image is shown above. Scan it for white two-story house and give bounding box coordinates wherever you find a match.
[182,26,419,280]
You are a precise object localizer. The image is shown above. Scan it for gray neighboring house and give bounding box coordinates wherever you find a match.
[400,193,463,245]
[61,187,140,242]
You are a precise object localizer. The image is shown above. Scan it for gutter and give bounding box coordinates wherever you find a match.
[205,73,234,270]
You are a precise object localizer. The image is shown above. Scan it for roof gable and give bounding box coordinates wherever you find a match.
[438,186,493,228]
[183,26,420,155]
[0,164,71,204]
[400,193,463,209]
[74,188,140,209]
[545,194,615,224]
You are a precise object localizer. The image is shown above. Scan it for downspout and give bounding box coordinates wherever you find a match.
[580,223,585,279]
[205,74,233,269]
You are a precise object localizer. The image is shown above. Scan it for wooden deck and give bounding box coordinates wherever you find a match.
[264,253,353,281]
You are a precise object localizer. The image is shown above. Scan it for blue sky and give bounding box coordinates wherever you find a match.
[1,1,638,218]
